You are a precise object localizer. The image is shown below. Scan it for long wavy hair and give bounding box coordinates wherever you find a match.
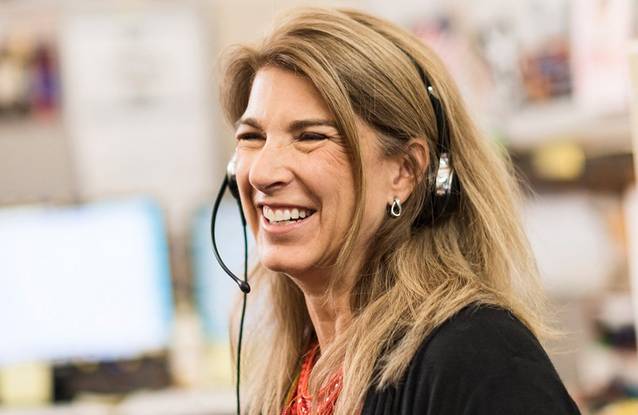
[219,7,550,415]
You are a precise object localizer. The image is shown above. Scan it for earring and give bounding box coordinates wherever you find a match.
[388,197,402,218]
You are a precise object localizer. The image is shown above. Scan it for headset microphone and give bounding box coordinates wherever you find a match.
[210,151,250,415]
[210,154,251,293]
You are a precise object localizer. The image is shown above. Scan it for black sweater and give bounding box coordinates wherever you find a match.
[361,304,581,414]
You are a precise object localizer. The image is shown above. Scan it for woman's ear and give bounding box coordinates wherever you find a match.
[389,138,429,202]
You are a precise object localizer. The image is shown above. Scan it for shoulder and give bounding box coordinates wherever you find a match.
[417,303,548,375]
[363,303,582,415]
[408,303,580,414]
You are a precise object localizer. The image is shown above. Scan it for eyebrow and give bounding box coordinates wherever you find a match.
[234,117,338,132]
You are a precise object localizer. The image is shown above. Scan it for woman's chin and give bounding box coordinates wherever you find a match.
[260,256,307,276]
[258,243,316,276]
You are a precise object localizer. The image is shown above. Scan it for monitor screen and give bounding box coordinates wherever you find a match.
[0,197,173,366]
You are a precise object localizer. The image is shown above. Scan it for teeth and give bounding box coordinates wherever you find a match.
[262,206,312,223]
[263,206,275,221]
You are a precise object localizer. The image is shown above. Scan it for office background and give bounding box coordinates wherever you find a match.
[0,0,636,414]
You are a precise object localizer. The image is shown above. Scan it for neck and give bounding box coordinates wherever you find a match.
[289,267,354,352]
[303,288,352,351]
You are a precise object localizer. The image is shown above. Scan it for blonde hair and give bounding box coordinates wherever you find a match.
[220,7,550,415]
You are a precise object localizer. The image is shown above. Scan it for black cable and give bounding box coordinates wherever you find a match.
[235,217,249,415]
[210,175,251,414]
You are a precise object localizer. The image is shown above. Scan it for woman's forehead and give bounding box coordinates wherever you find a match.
[241,66,334,127]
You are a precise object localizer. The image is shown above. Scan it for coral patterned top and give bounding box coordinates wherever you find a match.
[282,342,343,415]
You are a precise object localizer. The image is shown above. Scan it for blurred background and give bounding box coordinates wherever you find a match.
[0,0,636,414]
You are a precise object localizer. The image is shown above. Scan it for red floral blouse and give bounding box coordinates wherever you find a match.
[282,342,343,415]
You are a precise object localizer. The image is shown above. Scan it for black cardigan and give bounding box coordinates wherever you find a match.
[361,304,582,414]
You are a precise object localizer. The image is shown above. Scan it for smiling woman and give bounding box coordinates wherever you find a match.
[219,7,581,415]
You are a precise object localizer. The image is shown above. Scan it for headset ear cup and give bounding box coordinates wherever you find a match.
[432,170,460,222]
[227,173,240,201]
[413,156,461,228]
[226,153,241,201]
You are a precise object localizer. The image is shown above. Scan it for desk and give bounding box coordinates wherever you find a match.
[0,388,235,415]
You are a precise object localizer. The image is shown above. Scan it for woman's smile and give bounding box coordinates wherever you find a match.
[259,204,317,235]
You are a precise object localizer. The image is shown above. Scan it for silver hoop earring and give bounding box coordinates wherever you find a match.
[388,197,402,218]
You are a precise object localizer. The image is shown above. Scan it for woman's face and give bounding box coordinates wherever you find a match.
[234,66,398,285]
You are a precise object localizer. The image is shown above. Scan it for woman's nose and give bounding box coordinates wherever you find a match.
[248,139,294,194]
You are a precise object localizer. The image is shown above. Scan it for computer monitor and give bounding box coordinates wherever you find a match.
[0,197,173,366]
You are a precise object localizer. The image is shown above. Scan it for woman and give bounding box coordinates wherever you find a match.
[220,7,581,415]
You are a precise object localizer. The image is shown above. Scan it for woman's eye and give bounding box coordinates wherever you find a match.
[297,132,328,141]
[236,132,264,141]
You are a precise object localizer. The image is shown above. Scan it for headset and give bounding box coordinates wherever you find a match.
[210,54,460,415]
[410,57,461,228]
